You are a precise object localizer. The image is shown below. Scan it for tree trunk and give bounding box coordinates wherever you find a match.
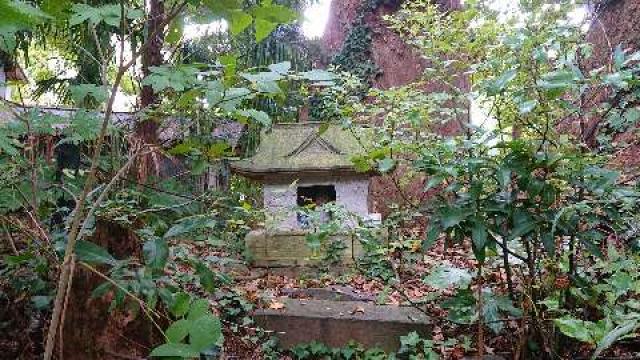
[137,0,165,144]
[136,0,166,181]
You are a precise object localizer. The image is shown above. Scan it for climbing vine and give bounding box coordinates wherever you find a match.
[310,0,397,121]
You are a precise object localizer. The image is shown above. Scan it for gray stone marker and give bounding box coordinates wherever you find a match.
[253,299,431,352]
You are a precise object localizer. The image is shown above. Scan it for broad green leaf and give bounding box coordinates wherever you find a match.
[194,262,220,293]
[255,80,281,94]
[555,318,597,344]
[150,343,200,357]
[202,0,242,15]
[164,216,216,239]
[268,61,291,74]
[228,10,252,35]
[423,224,441,250]
[69,84,108,104]
[188,299,210,321]
[238,109,271,127]
[143,237,169,271]
[166,17,184,44]
[423,266,472,289]
[70,4,140,27]
[189,314,222,352]
[170,292,191,317]
[166,319,191,343]
[254,18,278,42]
[510,209,536,240]
[439,207,471,229]
[0,0,51,32]
[299,69,336,82]
[377,157,396,173]
[75,240,118,266]
[142,65,199,92]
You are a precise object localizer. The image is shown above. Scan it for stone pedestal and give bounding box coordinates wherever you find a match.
[245,230,364,267]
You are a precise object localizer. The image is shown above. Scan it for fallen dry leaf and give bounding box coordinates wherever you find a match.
[269,301,286,310]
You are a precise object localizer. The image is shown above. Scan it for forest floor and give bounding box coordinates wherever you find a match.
[175,239,517,359]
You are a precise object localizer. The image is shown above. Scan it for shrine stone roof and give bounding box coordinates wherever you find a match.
[231,122,370,179]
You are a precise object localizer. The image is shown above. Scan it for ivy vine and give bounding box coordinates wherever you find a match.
[310,0,399,121]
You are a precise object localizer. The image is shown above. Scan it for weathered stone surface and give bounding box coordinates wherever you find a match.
[280,286,376,302]
[246,230,364,267]
[263,174,371,230]
[253,299,431,352]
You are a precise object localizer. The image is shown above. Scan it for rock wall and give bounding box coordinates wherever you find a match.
[324,0,461,90]
[580,0,640,171]
[322,0,464,216]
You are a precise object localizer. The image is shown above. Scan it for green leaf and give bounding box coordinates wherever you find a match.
[31,295,52,310]
[0,0,51,32]
[70,3,138,27]
[518,99,538,114]
[69,84,108,104]
[510,209,536,240]
[143,238,169,271]
[188,299,210,321]
[377,157,396,173]
[471,220,487,262]
[0,129,19,155]
[299,69,336,82]
[164,216,216,239]
[150,343,200,357]
[555,318,597,344]
[269,61,291,74]
[170,292,191,318]
[189,314,222,352]
[254,18,278,42]
[592,320,638,360]
[423,266,472,290]
[166,319,191,343]
[423,224,441,250]
[75,240,118,266]
[228,9,251,35]
[142,65,199,92]
[439,207,471,229]
[537,69,578,94]
[238,109,271,127]
[166,17,184,44]
[194,262,217,293]
[487,69,517,95]
[613,44,625,70]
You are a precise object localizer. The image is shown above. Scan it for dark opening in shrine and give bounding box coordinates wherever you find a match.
[296,185,336,207]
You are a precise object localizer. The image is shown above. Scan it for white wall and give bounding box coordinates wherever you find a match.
[263,175,370,230]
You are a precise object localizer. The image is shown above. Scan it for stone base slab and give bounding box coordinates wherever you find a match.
[253,299,431,352]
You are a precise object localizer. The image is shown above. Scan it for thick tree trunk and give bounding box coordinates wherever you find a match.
[136,0,166,181]
[137,0,165,145]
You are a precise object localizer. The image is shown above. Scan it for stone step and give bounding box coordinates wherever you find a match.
[253,299,432,352]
